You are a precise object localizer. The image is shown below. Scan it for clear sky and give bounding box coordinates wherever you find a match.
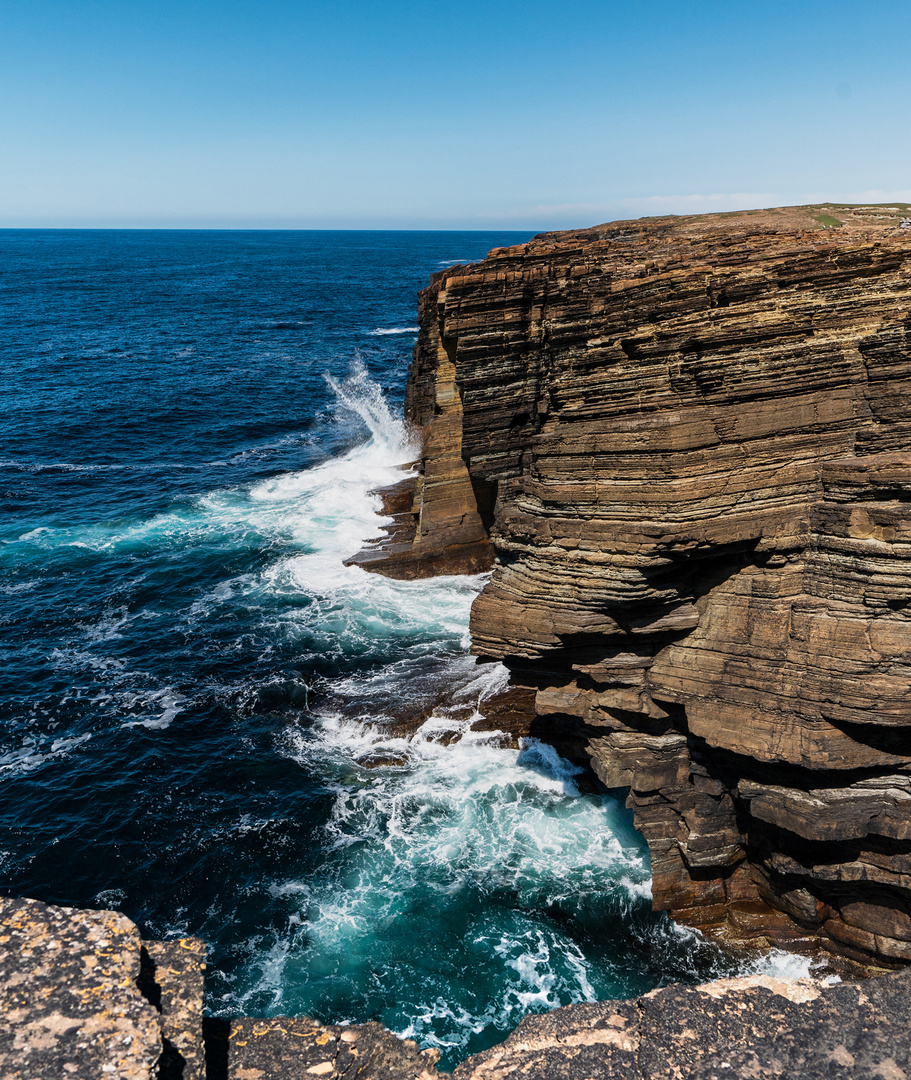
[2,0,910,229]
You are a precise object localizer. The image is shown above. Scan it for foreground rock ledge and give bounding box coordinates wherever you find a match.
[350,203,911,968]
[5,896,911,1078]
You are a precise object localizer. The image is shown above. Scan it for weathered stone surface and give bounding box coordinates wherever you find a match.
[0,896,162,1079]
[224,1016,440,1079]
[361,204,911,966]
[7,895,911,1079]
[144,937,207,1080]
[453,969,911,1080]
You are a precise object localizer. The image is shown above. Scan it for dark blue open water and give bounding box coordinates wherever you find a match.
[0,230,809,1068]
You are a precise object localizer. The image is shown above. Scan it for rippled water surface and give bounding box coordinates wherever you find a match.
[0,230,810,1068]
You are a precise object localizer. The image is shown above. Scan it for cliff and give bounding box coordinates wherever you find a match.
[352,202,911,968]
[6,896,911,1079]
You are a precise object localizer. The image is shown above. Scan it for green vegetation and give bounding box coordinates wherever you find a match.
[815,213,844,228]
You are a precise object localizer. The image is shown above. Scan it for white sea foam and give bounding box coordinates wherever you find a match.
[1,458,211,474]
[0,580,39,594]
[226,714,653,1043]
[0,733,92,780]
[741,945,819,982]
[367,326,420,335]
[122,691,186,730]
[49,648,187,731]
[10,352,818,1053]
[92,888,127,908]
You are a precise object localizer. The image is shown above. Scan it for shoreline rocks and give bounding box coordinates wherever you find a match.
[352,204,911,968]
[5,895,911,1079]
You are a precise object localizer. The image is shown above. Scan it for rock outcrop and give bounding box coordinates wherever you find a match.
[0,896,439,1080]
[0,895,206,1080]
[452,969,911,1080]
[6,895,911,1080]
[353,203,911,968]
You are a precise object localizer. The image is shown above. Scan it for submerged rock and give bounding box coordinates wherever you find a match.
[353,203,911,969]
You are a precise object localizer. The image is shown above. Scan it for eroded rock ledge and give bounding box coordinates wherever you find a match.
[352,204,911,968]
[5,896,911,1079]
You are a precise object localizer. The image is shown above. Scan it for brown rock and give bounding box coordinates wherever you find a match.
[371,204,911,966]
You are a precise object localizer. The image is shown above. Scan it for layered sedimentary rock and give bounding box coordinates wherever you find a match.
[354,204,911,967]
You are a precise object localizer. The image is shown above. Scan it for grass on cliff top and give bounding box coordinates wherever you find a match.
[633,201,911,232]
[772,202,911,230]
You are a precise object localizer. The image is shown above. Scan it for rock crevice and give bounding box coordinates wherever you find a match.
[8,895,911,1079]
[7,895,911,1079]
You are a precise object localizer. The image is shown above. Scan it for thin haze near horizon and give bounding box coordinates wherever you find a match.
[2,0,910,231]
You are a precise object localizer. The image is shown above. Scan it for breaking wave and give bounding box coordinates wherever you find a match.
[1,231,818,1075]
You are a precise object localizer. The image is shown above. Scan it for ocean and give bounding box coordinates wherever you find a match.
[0,229,809,1069]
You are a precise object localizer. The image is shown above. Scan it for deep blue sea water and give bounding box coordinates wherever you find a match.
[0,230,809,1068]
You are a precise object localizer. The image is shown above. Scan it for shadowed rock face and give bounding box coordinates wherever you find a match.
[355,207,911,967]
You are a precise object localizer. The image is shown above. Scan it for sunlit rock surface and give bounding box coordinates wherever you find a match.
[0,895,203,1080]
[357,204,911,967]
[5,896,911,1079]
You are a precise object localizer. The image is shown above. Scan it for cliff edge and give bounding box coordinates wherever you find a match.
[6,896,911,1079]
[352,203,911,968]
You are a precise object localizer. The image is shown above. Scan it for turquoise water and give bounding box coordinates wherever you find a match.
[0,230,809,1068]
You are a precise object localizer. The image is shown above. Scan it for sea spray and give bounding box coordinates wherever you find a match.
[0,231,819,1076]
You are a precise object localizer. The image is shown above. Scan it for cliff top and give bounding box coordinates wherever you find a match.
[485,203,911,259]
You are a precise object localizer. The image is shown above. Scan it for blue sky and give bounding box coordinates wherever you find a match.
[2,0,910,229]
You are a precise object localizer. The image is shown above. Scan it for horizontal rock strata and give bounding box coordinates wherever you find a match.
[6,895,911,1080]
[354,205,911,967]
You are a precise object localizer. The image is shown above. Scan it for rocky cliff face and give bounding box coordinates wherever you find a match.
[355,204,911,968]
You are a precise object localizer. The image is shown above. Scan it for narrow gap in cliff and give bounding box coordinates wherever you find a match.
[137,945,163,1011]
[157,1040,188,1080]
[202,1018,230,1080]
[470,476,498,533]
